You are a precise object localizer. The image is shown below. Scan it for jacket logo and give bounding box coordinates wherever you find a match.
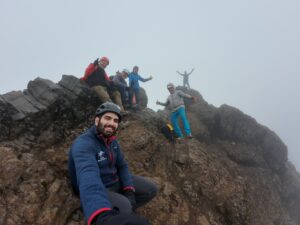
[97,150,107,162]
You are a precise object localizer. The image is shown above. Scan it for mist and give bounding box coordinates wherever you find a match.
[0,0,299,170]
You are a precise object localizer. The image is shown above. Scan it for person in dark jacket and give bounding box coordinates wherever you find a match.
[112,69,130,109]
[81,57,126,113]
[128,66,153,110]
[68,102,157,225]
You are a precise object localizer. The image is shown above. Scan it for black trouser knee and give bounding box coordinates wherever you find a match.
[133,175,157,208]
[107,175,157,214]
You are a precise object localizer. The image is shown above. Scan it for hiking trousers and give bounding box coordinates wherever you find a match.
[129,88,140,107]
[107,175,157,215]
[183,81,190,89]
[171,107,191,138]
[92,85,124,111]
[118,87,130,108]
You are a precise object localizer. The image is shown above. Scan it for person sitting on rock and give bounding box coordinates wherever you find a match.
[176,68,194,89]
[81,57,127,114]
[156,83,195,140]
[128,66,153,110]
[68,102,157,225]
[112,69,130,109]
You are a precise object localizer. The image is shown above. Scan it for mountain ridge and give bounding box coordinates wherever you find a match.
[0,75,299,225]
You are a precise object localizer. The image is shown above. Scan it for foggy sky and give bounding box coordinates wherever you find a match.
[0,0,299,171]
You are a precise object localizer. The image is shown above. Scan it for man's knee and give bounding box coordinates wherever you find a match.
[108,191,133,215]
[144,183,157,201]
[92,85,111,102]
[133,176,158,201]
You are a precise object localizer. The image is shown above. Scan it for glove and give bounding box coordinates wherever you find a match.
[123,189,137,209]
[95,210,150,225]
[93,58,99,66]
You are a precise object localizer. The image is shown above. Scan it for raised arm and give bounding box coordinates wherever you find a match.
[187,68,194,75]
[176,70,184,76]
[139,75,153,82]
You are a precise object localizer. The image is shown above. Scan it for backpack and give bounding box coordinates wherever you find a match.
[161,123,176,143]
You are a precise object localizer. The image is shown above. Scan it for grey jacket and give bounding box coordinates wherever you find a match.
[157,90,192,112]
[112,74,128,88]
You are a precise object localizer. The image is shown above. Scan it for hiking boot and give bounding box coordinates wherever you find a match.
[186,134,193,139]
[176,137,184,142]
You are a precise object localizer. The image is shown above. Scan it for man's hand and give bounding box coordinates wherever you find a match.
[123,189,137,209]
[93,58,99,66]
[95,210,150,225]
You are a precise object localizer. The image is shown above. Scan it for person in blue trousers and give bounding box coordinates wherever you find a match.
[156,83,195,140]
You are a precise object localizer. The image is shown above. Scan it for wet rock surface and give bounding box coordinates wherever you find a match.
[0,76,299,225]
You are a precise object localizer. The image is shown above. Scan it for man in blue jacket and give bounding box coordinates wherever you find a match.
[128,66,153,110]
[68,102,157,225]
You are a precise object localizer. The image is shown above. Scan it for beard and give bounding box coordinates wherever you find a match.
[96,123,117,137]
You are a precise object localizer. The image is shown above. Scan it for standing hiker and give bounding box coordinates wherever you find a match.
[156,83,195,140]
[176,68,194,89]
[128,66,153,110]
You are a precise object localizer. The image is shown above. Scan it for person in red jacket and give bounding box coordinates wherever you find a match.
[81,57,126,114]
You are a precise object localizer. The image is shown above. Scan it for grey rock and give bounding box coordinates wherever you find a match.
[27,77,62,106]
[0,76,299,225]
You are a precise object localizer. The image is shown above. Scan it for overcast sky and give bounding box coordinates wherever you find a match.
[0,0,299,171]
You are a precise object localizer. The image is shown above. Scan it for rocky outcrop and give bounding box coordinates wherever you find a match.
[0,76,299,225]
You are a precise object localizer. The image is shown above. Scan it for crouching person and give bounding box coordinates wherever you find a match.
[68,102,157,225]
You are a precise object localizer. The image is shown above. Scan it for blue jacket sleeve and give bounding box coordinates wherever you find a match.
[71,137,112,223]
[138,74,146,82]
[114,142,134,190]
